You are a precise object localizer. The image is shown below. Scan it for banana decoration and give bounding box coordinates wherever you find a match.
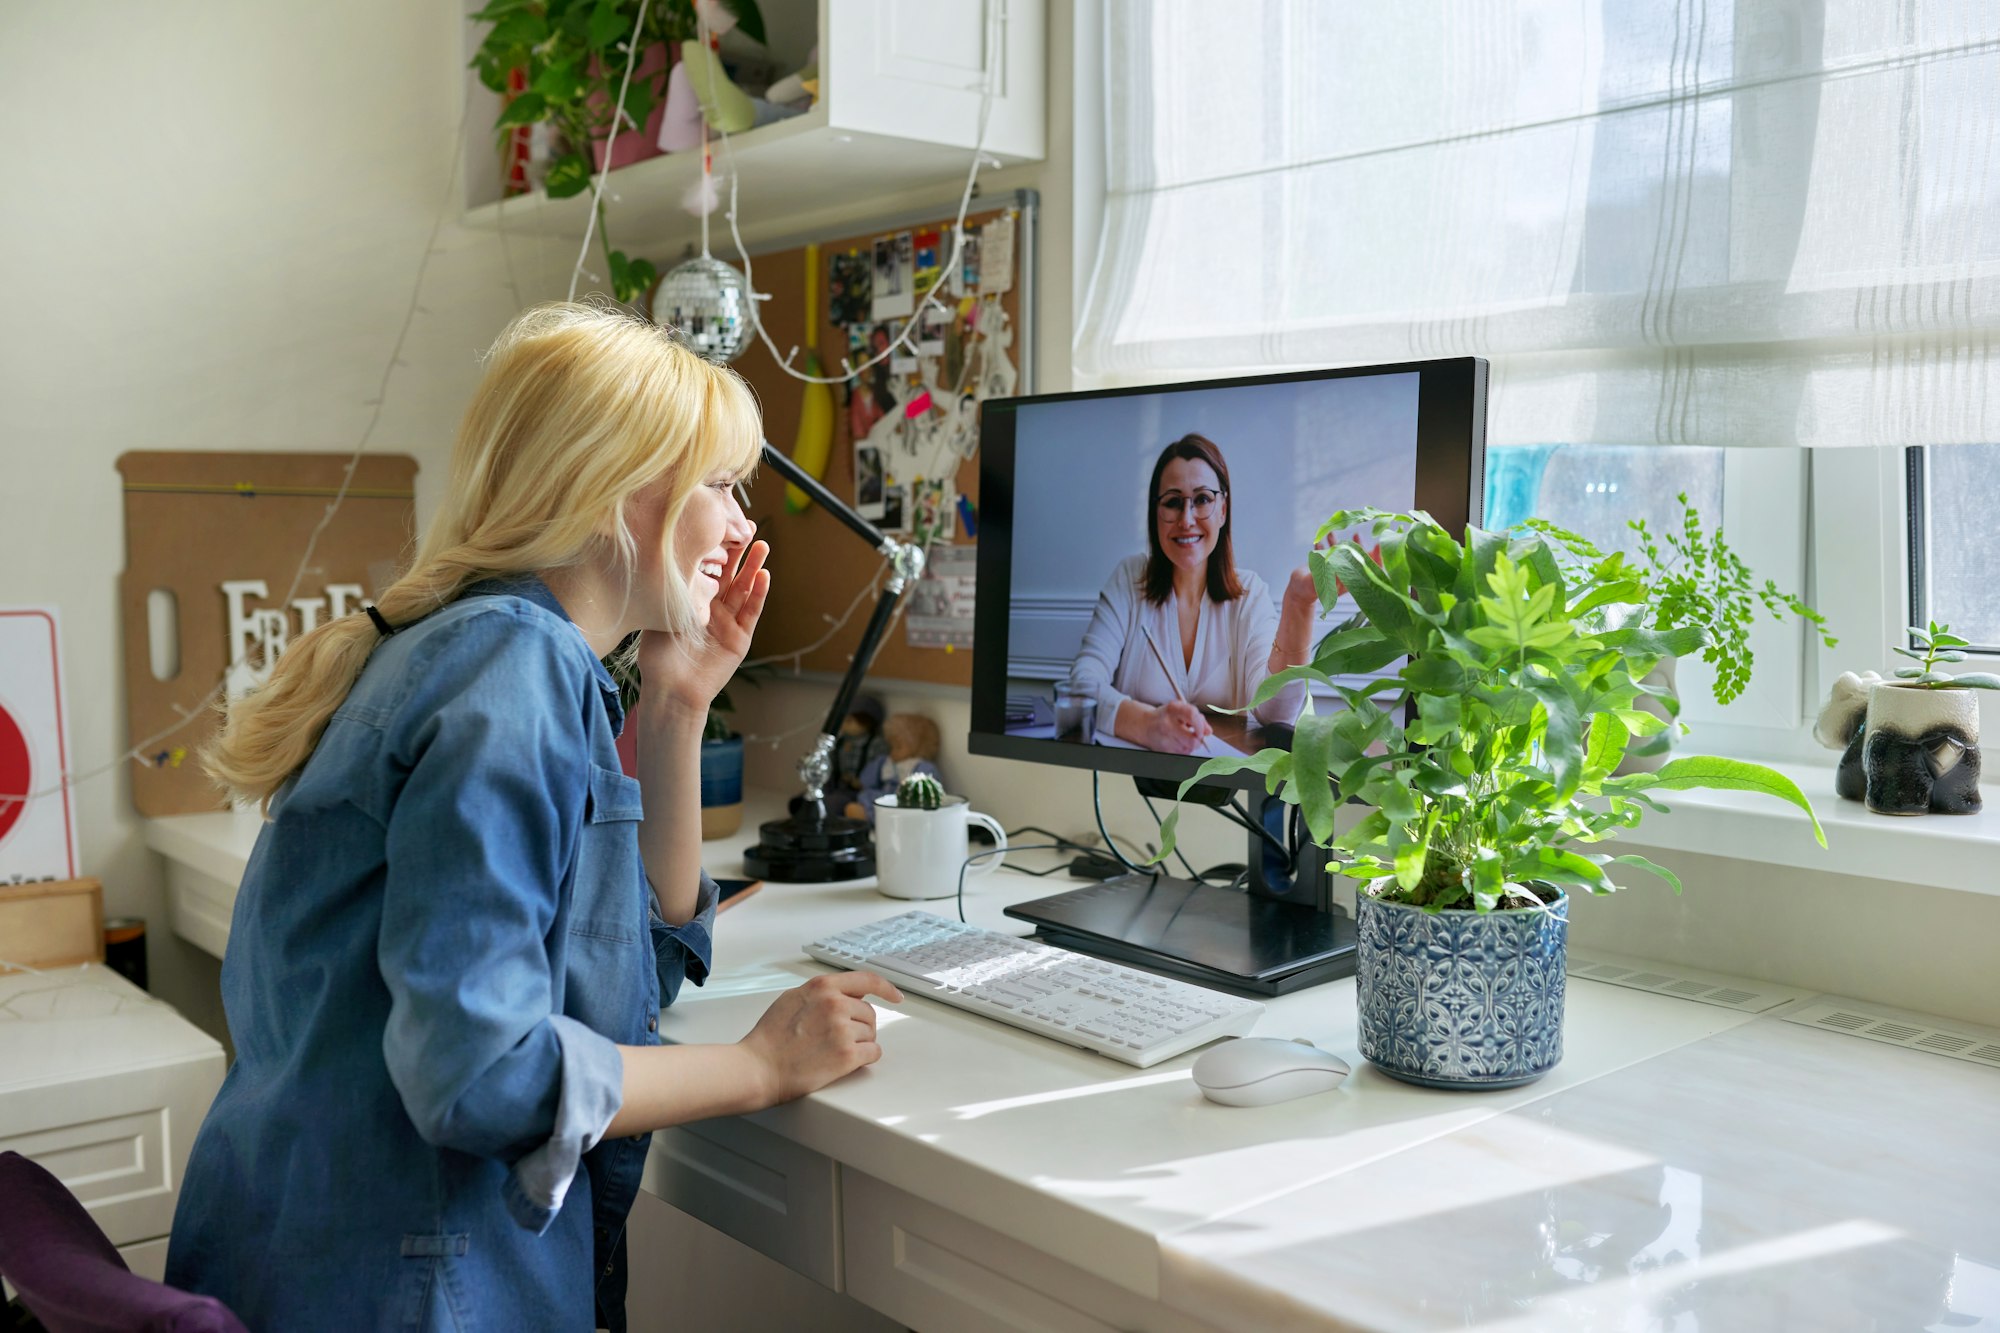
[786,242,836,513]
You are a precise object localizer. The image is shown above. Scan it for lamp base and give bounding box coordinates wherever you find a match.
[742,807,876,881]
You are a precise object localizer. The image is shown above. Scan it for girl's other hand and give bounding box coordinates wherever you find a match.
[740,970,905,1105]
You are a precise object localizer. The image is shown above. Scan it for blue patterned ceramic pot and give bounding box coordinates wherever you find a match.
[1355,881,1568,1090]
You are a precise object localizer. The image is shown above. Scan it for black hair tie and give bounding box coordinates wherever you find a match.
[366,605,399,637]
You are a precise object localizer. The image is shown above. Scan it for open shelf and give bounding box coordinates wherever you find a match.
[461,103,1032,254]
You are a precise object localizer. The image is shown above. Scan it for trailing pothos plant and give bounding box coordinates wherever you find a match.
[1154,509,1826,912]
[471,0,766,303]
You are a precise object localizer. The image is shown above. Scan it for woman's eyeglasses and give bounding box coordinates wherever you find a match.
[1156,489,1223,518]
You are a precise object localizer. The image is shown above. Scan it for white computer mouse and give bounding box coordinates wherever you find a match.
[1191,1037,1351,1107]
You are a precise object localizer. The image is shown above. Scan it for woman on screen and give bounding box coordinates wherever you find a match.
[1069,433,1318,754]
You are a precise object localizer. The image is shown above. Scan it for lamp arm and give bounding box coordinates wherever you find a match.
[760,440,898,555]
[758,440,929,808]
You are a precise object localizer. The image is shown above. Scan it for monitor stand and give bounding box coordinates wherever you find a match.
[1002,781,1357,996]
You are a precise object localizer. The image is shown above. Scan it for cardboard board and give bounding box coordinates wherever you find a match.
[118,452,418,816]
[0,878,103,972]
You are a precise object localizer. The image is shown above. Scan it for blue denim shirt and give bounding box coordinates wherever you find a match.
[166,577,715,1332]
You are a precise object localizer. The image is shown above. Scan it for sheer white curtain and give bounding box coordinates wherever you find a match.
[1075,1,2000,447]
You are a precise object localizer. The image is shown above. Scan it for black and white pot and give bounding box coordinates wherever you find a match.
[1355,880,1568,1090]
[1862,682,1981,815]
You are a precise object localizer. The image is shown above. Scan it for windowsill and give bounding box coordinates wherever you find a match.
[1612,757,2000,896]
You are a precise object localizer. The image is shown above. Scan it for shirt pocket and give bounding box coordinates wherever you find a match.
[571,763,644,945]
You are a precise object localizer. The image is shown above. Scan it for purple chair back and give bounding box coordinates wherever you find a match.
[0,1152,248,1333]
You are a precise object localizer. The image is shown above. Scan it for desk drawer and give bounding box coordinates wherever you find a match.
[642,1116,841,1289]
[0,1058,222,1248]
[841,1170,1218,1333]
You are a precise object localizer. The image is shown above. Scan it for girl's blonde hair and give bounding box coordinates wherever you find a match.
[204,302,762,806]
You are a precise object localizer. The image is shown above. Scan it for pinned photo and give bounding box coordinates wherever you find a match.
[828,249,872,327]
[917,305,949,356]
[871,232,914,320]
[912,227,942,298]
[879,483,907,534]
[854,443,885,518]
[949,225,982,297]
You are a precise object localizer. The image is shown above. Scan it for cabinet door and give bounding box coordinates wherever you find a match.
[841,1168,1221,1333]
[641,1115,843,1289]
[826,0,1047,161]
[0,1057,223,1248]
[623,1188,900,1333]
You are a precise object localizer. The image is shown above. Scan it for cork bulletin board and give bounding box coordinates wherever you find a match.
[117,451,418,816]
[727,192,1035,688]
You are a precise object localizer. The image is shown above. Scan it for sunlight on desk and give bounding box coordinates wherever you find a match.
[951,1068,1193,1121]
[1465,1219,1905,1333]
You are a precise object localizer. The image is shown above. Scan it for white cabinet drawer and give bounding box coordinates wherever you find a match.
[840,1170,1218,1333]
[642,1115,842,1289]
[0,1059,222,1248]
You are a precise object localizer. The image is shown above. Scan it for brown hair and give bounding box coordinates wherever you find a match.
[1143,433,1243,605]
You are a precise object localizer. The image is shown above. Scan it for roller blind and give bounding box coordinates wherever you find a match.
[1075,1,2000,447]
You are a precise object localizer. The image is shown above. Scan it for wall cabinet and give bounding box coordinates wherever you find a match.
[460,0,1045,253]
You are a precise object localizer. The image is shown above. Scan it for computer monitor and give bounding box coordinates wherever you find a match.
[969,359,1487,993]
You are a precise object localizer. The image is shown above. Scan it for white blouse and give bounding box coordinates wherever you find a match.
[1070,554,1308,740]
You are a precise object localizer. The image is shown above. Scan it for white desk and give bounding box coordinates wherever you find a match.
[143,793,2000,1329]
[651,793,2000,1332]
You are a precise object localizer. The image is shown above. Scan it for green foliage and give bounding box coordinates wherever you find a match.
[1892,619,2000,689]
[470,0,766,303]
[1626,493,1835,705]
[1152,509,1825,913]
[897,773,945,810]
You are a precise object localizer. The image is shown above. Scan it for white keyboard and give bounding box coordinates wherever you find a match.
[804,911,1264,1068]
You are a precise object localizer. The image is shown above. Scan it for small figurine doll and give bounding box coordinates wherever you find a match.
[851,713,945,822]
[794,693,887,818]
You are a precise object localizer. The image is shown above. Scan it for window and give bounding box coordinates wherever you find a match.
[1486,446,1724,560]
[1909,446,2000,652]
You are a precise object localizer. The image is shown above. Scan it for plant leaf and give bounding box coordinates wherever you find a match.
[1393,840,1426,893]
[1949,672,2000,689]
[496,91,550,127]
[543,152,592,197]
[1648,756,1827,848]
[1290,708,1342,844]
[587,0,627,49]
[1584,711,1631,778]
[1608,853,1682,894]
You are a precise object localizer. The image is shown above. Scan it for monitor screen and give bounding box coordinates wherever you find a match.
[970,360,1486,789]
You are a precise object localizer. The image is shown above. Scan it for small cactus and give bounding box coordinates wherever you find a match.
[897,773,945,810]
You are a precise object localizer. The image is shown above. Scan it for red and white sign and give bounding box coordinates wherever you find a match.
[0,608,79,882]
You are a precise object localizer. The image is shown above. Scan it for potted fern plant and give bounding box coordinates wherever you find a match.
[1156,508,1826,1090]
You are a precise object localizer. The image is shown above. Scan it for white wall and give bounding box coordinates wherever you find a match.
[0,1,580,1035]
[0,2,1069,1041]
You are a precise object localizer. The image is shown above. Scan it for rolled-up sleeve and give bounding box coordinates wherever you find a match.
[650,871,719,1009]
[377,619,621,1234]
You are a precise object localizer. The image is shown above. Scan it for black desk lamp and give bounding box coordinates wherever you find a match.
[741,441,926,881]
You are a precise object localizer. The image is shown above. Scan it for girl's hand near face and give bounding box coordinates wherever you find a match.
[638,539,771,718]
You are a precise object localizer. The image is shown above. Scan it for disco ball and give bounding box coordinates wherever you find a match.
[651,255,752,364]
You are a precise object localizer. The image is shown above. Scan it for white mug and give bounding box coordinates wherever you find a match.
[873,795,1008,900]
